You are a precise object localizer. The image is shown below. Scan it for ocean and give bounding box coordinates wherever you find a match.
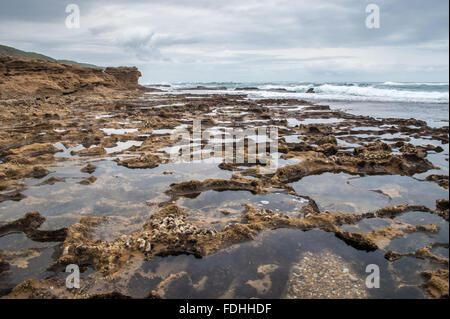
[147,81,449,128]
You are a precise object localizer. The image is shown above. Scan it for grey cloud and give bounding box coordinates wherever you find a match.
[0,0,448,82]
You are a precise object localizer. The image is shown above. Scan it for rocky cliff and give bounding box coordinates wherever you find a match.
[0,56,144,99]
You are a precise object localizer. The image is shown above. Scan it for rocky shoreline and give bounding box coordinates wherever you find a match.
[0,57,448,299]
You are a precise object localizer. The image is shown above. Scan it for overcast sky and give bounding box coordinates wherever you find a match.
[0,0,448,83]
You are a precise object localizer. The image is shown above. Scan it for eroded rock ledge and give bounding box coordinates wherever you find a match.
[46,201,446,274]
[0,211,67,242]
[1,200,447,298]
[0,56,147,99]
[273,141,435,183]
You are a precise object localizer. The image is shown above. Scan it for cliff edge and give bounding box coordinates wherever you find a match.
[0,56,145,99]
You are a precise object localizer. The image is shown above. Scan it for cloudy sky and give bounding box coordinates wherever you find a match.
[0,0,448,83]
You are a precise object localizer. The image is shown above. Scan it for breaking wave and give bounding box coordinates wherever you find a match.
[152,81,449,104]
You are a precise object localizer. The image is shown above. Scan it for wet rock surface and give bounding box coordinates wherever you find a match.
[80,163,97,174]
[0,67,448,298]
[0,212,67,242]
[78,176,97,185]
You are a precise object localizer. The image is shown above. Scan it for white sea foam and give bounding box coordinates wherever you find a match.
[248,90,448,104]
[383,81,449,86]
[312,84,449,102]
[157,82,449,104]
[243,83,448,104]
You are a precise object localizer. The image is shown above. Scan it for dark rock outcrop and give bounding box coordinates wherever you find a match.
[0,211,67,242]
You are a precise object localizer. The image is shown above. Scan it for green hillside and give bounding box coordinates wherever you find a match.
[0,44,56,61]
[0,44,102,68]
